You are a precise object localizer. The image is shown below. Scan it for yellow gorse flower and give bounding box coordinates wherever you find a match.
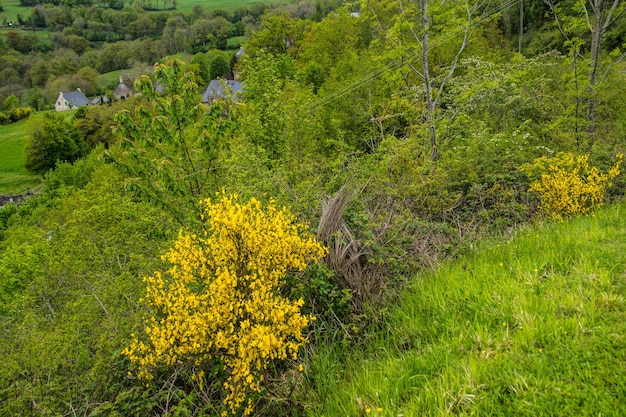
[528,153,622,220]
[123,193,327,415]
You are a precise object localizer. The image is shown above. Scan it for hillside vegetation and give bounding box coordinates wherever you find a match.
[301,202,626,416]
[0,0,625,415]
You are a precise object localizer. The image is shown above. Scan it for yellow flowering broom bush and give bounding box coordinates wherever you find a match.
[524,152,623,219]
[123,193,326,415]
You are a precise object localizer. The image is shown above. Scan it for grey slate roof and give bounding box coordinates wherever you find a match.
[202,80,243,103]
[63,90,90,107]
[90,96,109,105]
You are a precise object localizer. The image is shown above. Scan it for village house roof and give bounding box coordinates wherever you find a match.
[60,89,89,107]
[55,89,89,111]
[90,96,109,105]
[202,80,243,103]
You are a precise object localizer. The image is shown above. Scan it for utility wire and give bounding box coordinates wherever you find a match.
[309,0,522,111]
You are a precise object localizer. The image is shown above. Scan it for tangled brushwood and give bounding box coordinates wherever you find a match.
[123,193,326,415]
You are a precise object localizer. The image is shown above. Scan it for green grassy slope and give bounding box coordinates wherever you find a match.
[0,118,40,194]
[303,204,626,416]
[0,0,28,23]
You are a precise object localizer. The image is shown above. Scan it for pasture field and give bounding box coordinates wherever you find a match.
[303,203,626,416]
[227,35,245,48]
[173,0,287,12]
[0,118,40,194]
[0,0,28,23]
[0,0,286,23]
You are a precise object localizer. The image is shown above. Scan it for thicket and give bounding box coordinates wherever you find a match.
[0,0,625,415]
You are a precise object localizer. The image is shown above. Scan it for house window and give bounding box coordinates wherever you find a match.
[57,102,60,105]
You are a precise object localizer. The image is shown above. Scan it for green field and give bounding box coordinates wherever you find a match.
[173,0,287,12]
[227,35,245,49]
[0,0,286,22]
[0,118,40,194]
[0,0,30,23]
[302,204,626,416]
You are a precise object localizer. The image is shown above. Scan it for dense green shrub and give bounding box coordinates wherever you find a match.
[25,113,86,174]
[8,106,32,122]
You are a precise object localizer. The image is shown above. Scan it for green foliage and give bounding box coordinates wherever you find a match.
[25,112,86,175]
[106,59,239,226]
[190,52,210,85]
[0,95,32,125]
[522,152,623,219]
[240,52,289,160]
[245,14,311,56]
[302,61,325,93]
[286,258,353,323]
[0,165,175,416]
[7,106,31,123]
[209,53,231,79]
[73,100,132,148]
[3,94,18,111]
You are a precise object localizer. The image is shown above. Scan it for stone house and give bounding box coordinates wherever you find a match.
[55,89,89,111]
[113,76,133,100]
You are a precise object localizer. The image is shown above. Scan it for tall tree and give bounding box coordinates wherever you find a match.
[362,0,492,161]
[543,0,626,149]
[106,59,239,226]
[25,113,86,174]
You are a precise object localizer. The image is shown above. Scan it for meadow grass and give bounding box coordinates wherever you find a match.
[0,0,287,24]
[227,35,245,49]
[0,118,40,194]
[301,204,626,416]
[97,69,132,91]
[0,0,28,23]
[173,0,287,13]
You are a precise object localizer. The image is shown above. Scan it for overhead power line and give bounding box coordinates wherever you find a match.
[309,0,522,111]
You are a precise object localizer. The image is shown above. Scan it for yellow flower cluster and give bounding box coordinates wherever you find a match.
[123,193,326,415]
[529,153,622,219]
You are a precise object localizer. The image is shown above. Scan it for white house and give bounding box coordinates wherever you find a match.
[55,89,89,111]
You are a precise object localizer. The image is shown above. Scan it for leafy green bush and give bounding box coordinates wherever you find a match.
[25,113,87,175]
[8,106,32,123]
[0,176,175,416]
[523,152,623,219]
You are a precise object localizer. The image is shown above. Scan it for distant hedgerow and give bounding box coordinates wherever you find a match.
[524,152,623,219]
[123,193,326,415]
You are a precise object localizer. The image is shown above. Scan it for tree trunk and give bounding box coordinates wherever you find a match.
[519,0,524,53]
[421,0,438,161]
[586,0,604,147]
